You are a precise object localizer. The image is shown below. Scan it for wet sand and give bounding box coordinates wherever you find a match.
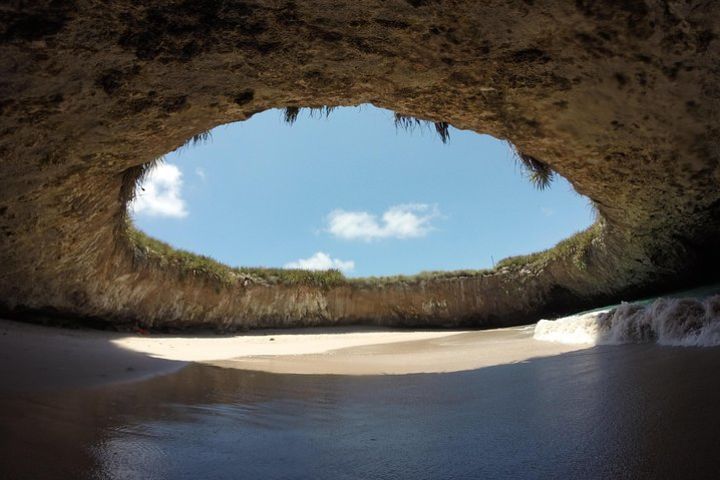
[3,344,720,479]
[0,320,184,392]
[4,315,720,479]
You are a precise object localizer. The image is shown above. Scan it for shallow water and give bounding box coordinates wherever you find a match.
[2,345,720,479]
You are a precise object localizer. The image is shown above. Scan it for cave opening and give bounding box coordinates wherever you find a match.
[128,105,595,279]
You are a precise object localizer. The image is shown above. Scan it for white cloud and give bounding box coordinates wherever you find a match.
[541,207,554,217]
[326,204,439,241]
[195,167,206,181]
[284,252,355,272]
[130,163,188,218]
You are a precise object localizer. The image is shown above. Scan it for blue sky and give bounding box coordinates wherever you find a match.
[131,106,594,277]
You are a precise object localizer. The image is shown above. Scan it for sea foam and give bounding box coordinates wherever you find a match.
[534,295,720,347]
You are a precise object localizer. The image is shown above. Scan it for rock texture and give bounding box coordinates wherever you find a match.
[0,1,718,329]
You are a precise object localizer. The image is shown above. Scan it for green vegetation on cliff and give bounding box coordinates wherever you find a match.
[125,219,601,289]
[126,226,347,288]
[495,222,602,272]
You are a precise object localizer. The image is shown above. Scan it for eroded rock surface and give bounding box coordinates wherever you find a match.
[0,1,718,329]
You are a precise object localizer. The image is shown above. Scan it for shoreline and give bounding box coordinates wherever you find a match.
[0,319,186,392]
[206,328,591,375]
[0,318,590,391]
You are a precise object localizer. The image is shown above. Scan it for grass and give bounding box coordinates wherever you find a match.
[393,113,424,130]
[121,151,599,288]
[282,108,451,143]
[127,226,239,284]
[434,121,450,143]
[283,107,300,124]
[349,269,492,287]
[393,113,450,143]
[236,266,346,287]
[284,106,336,125]
[510,146,555,190]
[189,130,212,146]
[120,157,348,288]
[187,107,554,192]
[307,106,336,118]
[349,224,601,286]
[124,216,601,289]
[119,157,163,207]
[281,107,558,192]
[494,222,602,272]
[117,108,599,289]
[125,222,348,288]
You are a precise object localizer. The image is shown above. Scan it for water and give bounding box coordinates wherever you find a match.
[535,288,720,347]
[3,345,720,479]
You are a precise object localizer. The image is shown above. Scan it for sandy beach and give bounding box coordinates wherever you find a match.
[0,318,592,391]
[5,319,720,480]
[203,327,591,375]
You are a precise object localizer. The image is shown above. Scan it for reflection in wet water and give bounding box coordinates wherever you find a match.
[2,346,720,479]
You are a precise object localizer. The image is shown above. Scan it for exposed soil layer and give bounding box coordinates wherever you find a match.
[0,1,718,329]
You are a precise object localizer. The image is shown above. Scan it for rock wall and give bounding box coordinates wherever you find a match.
[0,1,719,329]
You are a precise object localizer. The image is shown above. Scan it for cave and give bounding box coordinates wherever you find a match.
[1,1,718,330]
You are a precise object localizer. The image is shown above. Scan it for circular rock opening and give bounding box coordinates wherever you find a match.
[128,106,595,280]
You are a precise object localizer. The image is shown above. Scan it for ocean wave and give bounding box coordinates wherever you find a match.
[533,295,720,347]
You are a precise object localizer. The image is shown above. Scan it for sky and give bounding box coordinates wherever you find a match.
[131,106,595,277]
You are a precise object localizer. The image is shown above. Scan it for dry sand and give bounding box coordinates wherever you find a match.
[203,327,591,375]
[0,318,591,391]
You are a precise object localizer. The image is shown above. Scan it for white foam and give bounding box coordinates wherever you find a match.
[533,295,720,347]
[534,311,610,344]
